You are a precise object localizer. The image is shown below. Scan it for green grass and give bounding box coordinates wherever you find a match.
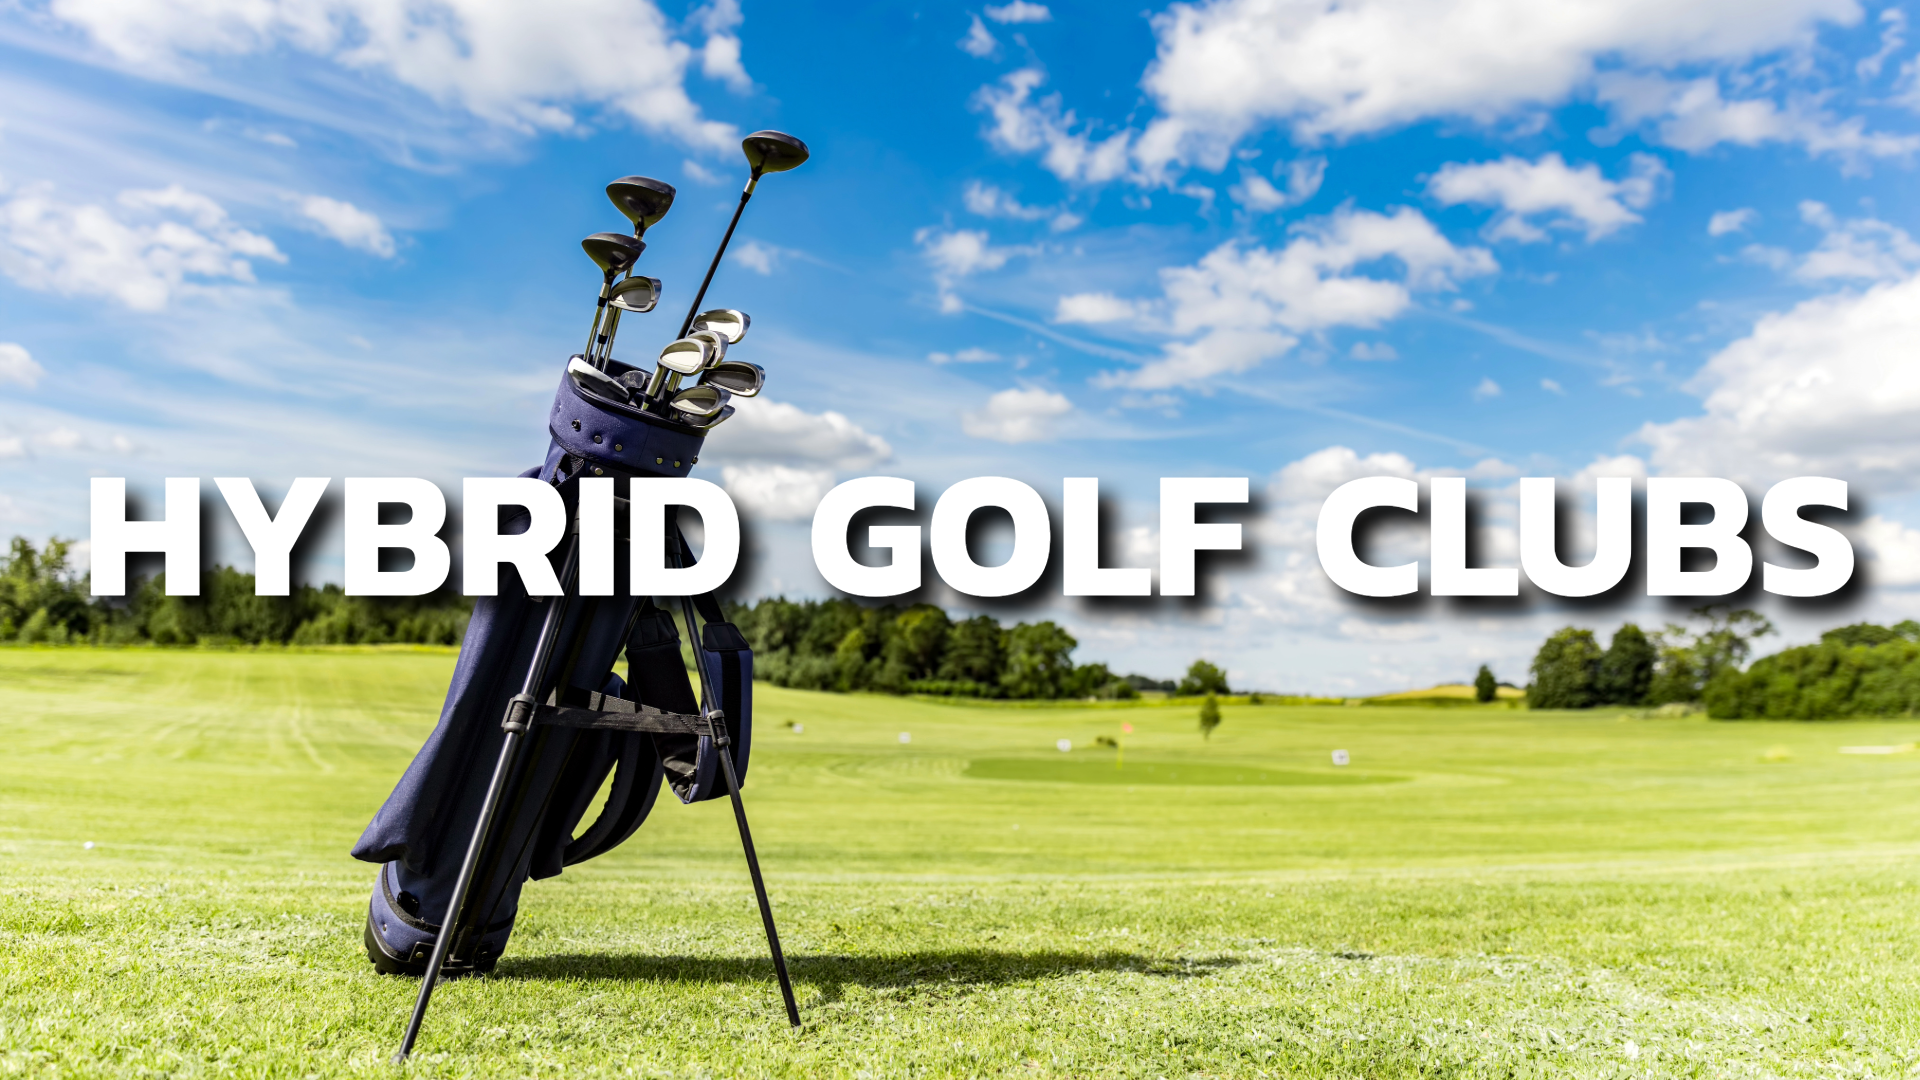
[5,647,1920,1077]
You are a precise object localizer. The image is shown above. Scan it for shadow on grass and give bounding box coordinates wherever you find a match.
[499,950,1240,1004]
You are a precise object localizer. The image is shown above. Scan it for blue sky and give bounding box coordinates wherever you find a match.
[3,0,1919,691]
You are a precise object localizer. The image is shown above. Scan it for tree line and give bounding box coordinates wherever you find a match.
[724,596,1232,701]
[2,536,1236,702]
[0,537,470,646]
[1525,606,1920,719]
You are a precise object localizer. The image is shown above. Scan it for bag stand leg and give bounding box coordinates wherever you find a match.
[393,546,580,1064]
[673,557,800,1028]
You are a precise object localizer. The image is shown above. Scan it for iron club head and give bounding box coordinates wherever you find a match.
[605,176,676,235]
[656,337,714,376]
[698,359,765,397]
[567,356,630,403]
[690,308,750,344]
[685,328,728,365]
[669,383,731,418]
[610,276,662,314]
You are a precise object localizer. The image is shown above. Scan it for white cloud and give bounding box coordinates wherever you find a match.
[296,195,395,257]
[1859,514,1920,586]
[1096,206,1495,390]
[1055,292,1143,324]
[959,14,997,56]
[0,436,24,459]
[1428,153,1667,242]
[1709,207,1757,235]
[984,1,1051,23]
[1636,271,1920,492]
[1541,377,1565,394]
[683,159,722,184]
[1348,341,1396,360]
[38,427,83,451]
[0,183,284,311]
[961,386,1073,442]
[1134,0,1880,172]
[963,180,1051,221]
[1229,156,1325,211]
[916,227,1031,310]
[694,0,751,92]
[1858,8,1906,80]
[1740,243,1793,270]
[928,347,1001,364]
[973,68,1133,184]
[733,240,779,275]
[43,0,741,148]
[1794,201,1920,282]
[700,397,892,521]
[1595,72,1920,160]
[0,343,45,388]
[1472,377,1502,399]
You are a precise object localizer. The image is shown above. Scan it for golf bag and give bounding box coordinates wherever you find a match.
[353,359,753,976]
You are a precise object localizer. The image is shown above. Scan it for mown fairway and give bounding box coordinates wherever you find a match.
[4,647,1920,1077]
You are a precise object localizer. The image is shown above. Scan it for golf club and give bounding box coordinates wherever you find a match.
[605,175,676,238]
[580,232,646,363]
[645,336,714,400]
[693,404,736,428]
[595,275,663,365]
[690,308,750,344]
[567,356,629,404]
[676,131,809,339]
[669,383,731,419]
[698,359,765,397]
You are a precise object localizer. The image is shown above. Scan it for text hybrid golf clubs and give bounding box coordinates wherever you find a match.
[393,129,809,1064]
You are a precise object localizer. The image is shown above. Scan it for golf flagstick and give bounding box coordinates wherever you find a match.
[393,542,582,1064]
[671,531,801,1028]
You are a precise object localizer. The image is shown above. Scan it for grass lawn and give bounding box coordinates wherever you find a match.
[5,647,1920,1077]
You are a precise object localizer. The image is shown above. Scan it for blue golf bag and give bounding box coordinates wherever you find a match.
[353,359,754,978]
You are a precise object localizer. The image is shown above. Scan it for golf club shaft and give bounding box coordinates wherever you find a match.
[585,274,615,359]
[676,174,759,339]
[395,542,580,1063]
[671,535,800,1028]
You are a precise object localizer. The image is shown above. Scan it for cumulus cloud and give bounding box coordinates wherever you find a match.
[0,343,45,388]
[1636,272,1920,492]
[1054,292,1143,324]
[1709,207,1757,235]
[1473,377,1502,399]
[700,397,892,521]
[1349,341,1396,360]
[959,14,997,56]
[732,239,781,274]
[1595,72,1919,160]
[973,68,1133,184]
[1229,156,1325,212]
[961,386,1073,442]
[985,1,1051,22]
[1429,153,1667,242]
[1095,206,1496,390]
[1133,0,1891,172]
[1858,514,1920,586]
[0,183,284,310]
[916,227,1032,311]
[43,0,742,147]
[296,195,395,257]
[1794,201,1920,282]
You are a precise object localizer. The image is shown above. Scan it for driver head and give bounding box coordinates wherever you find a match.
[605,176,676,234]
[581,232,645,276]
[741,130,809,175]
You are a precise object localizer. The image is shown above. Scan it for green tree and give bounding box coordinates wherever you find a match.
[938,615,1005,685]
[1649,607,1774,704]
[1595,623,1655,705]
[1528,627,1602,709]
[1000,620,1078,699]
[884,604,951,681]
[1199,694,1221,739]
[1474,664,1497,703]
[1176,659,1230,697]
[0,537,92,641]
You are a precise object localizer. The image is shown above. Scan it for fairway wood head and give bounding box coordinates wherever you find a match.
[567,356,629,402]
[742,130,809,175]
[657,337,713,376]
[670,383,731,418]
[690,308,750,344]
[698,359,764,397]
[581,232,645,276]
[685,328,728,365]
[605,176,676,232]
[610,276,662,314]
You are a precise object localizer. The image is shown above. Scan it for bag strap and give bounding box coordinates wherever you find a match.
[535,691,709,735]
